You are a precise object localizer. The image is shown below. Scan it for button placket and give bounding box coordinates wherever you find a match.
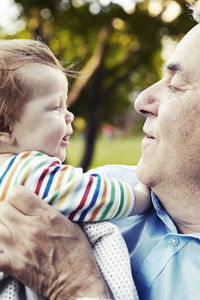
[170,237,179,246]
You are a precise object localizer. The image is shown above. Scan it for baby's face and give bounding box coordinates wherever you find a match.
[11,64,74,162]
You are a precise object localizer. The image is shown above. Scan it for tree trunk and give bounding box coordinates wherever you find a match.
[80,72,103,171]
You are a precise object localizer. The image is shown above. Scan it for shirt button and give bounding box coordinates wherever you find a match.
[170,238,179,246]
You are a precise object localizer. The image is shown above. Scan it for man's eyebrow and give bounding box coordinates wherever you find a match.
[165,63,182,73]
[163,63,190,83]
[165,62,189,77]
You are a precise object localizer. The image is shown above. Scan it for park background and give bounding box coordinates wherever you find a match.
[0,0,198,170]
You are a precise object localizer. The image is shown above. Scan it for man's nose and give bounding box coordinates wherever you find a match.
[65,110,74,123]
[134,82,160,117]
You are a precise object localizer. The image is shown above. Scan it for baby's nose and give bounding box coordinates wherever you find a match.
[66,110,74,123]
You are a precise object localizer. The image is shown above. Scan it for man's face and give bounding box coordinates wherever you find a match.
[134,24,200,190]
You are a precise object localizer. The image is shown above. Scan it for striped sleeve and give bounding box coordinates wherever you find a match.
[0,151,135,222]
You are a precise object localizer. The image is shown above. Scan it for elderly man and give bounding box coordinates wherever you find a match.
[0,4,200,300]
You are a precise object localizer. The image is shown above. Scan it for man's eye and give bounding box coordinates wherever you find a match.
[168,85,181,93]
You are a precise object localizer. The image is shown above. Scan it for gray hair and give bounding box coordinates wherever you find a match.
[188,4,200,23]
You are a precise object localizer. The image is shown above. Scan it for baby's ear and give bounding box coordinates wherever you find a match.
[0,115,15,144]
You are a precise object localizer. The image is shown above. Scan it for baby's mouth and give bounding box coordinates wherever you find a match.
[63,135,69,141]
[63,131,73,141]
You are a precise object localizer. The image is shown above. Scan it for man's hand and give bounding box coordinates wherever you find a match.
[0,186,110,299]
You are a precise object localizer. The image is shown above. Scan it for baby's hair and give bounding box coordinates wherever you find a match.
[0,39,77,131]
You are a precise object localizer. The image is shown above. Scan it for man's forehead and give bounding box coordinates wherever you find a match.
[162,25,200,76]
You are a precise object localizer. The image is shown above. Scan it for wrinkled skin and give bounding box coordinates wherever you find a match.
[0,186,110,299]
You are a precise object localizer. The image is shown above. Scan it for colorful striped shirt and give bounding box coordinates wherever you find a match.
[0,151,135,222]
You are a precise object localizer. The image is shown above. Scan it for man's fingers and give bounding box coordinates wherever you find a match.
[0,251,11,273]
[5,185,47,216]
[4,186,69,235]
[0,199,31,232]
[0,222,12,274]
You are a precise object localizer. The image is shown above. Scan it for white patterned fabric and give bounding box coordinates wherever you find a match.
[0,222,139,300]
[84,221,139,300]
[0,277,20,300]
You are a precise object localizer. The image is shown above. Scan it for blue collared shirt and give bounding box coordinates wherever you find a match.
[92,165,200,300]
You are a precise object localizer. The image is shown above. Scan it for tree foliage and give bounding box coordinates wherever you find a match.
[4,0,196,169]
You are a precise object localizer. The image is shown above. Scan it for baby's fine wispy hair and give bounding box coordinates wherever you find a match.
[0,39,78,129]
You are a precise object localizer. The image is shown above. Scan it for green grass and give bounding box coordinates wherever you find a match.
[66,134,144,169]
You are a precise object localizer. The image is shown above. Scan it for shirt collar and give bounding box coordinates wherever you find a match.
[151,192,200,239]
[151,192,178,233]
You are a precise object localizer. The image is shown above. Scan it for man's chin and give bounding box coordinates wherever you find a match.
[136,161,146,182]
[136,159,154,187]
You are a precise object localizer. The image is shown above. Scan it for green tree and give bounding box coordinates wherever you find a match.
[5,0,196,169]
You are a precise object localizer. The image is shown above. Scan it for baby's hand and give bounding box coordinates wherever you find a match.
[131,182,151,215]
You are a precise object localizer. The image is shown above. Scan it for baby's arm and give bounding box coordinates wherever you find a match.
[9,152,149,221]
[131,182,151,215]
[10,152,135,221]
[89,165,151,215]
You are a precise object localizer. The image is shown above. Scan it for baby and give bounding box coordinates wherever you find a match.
[0,39,150,300]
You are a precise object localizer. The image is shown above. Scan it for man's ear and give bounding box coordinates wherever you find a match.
[0,115,15,145]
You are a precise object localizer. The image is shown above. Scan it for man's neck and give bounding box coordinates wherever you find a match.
[173,220,200,234]
[152,184,200,234]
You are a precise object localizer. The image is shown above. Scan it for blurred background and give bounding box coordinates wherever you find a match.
[0,0,198,170]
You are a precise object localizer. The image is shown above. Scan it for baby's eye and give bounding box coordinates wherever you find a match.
[52,104,61,110]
